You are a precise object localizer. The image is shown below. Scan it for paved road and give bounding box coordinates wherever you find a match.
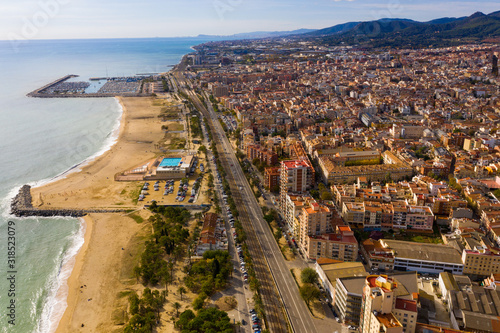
[197,92,318,332]
[202,125,252,332]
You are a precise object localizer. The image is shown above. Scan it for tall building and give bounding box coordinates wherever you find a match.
[334,272,418,328]
[279,159,315,211]
[264,167,281,192]
[360,275,417,333]
[282,194,312,240]
[493,51,499,77]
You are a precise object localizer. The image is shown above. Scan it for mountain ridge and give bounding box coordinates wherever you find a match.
[294,11,500,48]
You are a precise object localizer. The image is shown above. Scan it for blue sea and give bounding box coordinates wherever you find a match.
[0,37,211,333]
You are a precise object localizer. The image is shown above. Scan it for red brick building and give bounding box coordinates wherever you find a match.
[264,167,281,192]
[247,144,278,166]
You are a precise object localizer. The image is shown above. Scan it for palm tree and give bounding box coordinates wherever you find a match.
[173,302,181,317]
[178,286,187,301]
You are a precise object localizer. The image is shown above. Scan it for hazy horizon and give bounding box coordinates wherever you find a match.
[1,1,499,41]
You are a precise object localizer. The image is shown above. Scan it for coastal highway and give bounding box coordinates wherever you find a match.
[171,66,319,332]
[202,95,319,333]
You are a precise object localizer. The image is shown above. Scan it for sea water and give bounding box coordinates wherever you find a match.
[0,37,210,333]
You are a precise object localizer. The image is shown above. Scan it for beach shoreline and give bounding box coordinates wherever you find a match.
[29,95,168,332]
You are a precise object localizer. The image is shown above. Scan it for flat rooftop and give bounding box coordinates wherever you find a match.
[383,239,463,264]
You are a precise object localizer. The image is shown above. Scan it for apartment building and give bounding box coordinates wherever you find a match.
[462,248,500,276]
[247,144,278,166]
[320,160,413,184]
[361,239,395,271]
[279,159,315,210]
[264,166,280,192]
[282,194,312,240]
[360,275,417,333]
[302,225,358,261]
[335,272,418,329]
[341,201,434,231]
[299,201,333,243]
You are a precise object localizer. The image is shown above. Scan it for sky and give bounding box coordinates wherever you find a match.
[0,0,499,40]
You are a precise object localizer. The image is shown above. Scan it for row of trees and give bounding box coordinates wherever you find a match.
[184,250,232,306]
[125,288,166,333]
[190,113,203,139]
[133,206,191,290]
[176,307,232,333]
[299,268,321,307]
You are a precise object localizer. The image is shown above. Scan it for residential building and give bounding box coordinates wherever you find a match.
[360,275,417,333]
[341,202,434,231]
[302,225,358,261]
[335,272,418,328]
[197,213,228,255]
[316,260,367,304]
[247,144,278,166]
[279,159,315,210]
[264,166,280,192]
[282,194,312,240]
[361,239,395,271]
[462,248,500,276]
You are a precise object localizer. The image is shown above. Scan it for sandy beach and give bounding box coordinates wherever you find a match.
[30,96,165,332]
[32,97,166,211]
[55,213,148,332]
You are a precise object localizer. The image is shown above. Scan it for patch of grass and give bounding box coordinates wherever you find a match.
[129,213,144,224]
[130,183,143,204]
[169,137,186,150]
[111,306,128,325]
[120,189,126,195]
[118,290,133,298]
[409,235,443,244]
[115,202,124,206]
[169,123,184,131]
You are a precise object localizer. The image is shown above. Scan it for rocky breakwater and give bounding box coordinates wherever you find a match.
[11,185,125,217]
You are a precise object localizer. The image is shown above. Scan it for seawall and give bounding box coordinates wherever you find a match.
[10,185,126,217]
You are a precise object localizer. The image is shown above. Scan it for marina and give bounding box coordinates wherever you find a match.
[27,74,154,98]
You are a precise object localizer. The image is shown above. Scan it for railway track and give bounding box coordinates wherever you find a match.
[219,152,289,333]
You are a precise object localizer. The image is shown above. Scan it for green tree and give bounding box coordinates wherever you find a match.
[300,285,321,307]
[320,191,333,200]
[173,302,181,317]
[192,293,206,310]
[176,309,195,330]
[176,307,232,333]
[178,286,187,301]
[274,228,283,241]
[301,267,319,285]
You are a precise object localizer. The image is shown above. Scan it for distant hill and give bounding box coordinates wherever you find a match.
[304,21,361,36]
[198,28,316,40]
[294,11,500,48]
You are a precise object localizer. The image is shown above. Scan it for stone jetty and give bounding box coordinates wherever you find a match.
[10,185,125,217]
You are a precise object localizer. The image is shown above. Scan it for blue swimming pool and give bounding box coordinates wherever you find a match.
[159,158,181,167]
